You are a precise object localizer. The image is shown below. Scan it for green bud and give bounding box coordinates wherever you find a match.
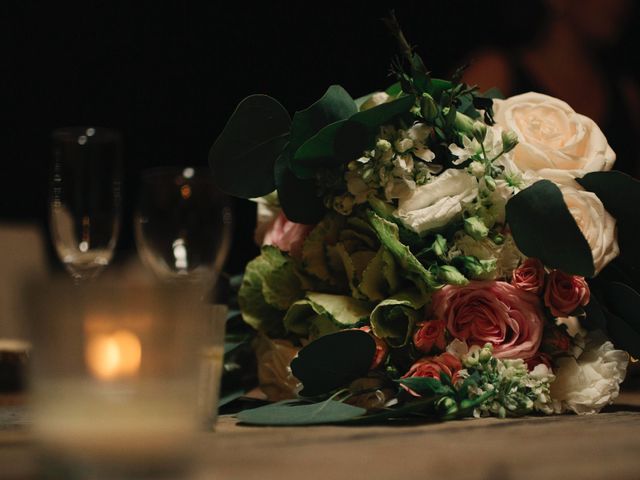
[420,93,438,121]
[437,396,458,417]
[472,121,487,143]
[483,175,496,192]
[454,112,475,136]
[454,256,484,278]
[432,234,448,258]
[479,347,493,363]
[438,265,468,286]
[464,216,489,240]
[501,130,519,153]
[491,233,505,245]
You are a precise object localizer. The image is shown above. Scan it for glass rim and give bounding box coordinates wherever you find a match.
[52,126,122,144]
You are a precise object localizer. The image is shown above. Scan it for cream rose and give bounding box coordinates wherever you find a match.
[558,182,619,274]
[395,169,478,234]
[551,338,628,415]
[493,92,615,178]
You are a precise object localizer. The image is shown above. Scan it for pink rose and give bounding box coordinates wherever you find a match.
[432,281,543,359]
[359,326,389,370]
[512,258,546,295]
[413,319,447,354]
[262,211,314,259]
[402,353,462,396]
[544,270,590,317]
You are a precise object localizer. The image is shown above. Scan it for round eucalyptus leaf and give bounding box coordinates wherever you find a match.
[291,329,376,397]
[506,180,594,277]
[209,95,290,198]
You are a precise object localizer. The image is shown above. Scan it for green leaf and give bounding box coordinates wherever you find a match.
[290,330,376,397]
[302,213,345,284]
[370,291,425,347]
[283,301,338,338]
[397,377,454,396]
[291,95,414,177]
[277,167,326,224]
[218,389,248,408]
[344,395,440,424]
[385,82,402,97]
[505,180,594,277]
[359,248,396,301]
[209,95,290,198]
[577,171,640,268]
[600,281,640,357]
[237,399,366,426]
[238,260,284,335]
[289,85,357,153]
[306,292,372,326]
[292,120,371,177]
[238,246,303,334]
[350,94,415,130]
[283,293,371,337]
[367,211,440,292]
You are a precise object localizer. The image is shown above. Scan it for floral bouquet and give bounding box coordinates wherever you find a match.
[211,20,639,425]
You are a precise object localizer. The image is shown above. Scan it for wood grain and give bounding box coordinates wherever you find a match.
[2,392,640,479]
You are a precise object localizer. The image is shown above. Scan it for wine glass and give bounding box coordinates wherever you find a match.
[49,127,123,282]
[134,167,232,292]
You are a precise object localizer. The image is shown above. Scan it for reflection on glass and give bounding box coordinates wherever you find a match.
[134,167,232,288]
[49,127,122,282]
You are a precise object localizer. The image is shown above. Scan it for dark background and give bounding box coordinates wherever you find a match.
[3,1,639,273]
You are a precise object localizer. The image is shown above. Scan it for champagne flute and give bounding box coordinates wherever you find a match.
[134,167,232,293]
[49,127,123,282]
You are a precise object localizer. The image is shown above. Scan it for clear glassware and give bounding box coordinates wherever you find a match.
[134,167,232,290]
[49,127,123,282]
[27,277,225,478]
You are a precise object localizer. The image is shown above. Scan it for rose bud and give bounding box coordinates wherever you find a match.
[512,258,546,295]
[544,270,590,317]
[413,319,447,354]
[401,353,463,396]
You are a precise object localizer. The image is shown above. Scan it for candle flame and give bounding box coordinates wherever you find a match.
[86,329,142,380]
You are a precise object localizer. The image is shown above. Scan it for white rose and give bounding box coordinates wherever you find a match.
[556,179,619,274]
[551,338,628,415]
[395,169,478,234]
[493,92,615,178]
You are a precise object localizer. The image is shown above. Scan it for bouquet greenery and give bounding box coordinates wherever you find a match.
[211,18,639,425]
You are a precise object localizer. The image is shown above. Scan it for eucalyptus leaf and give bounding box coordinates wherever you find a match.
[209,95,290,198]
[290,330,376,397]
[600,281,640,357]
[577,171,640,268]
[237,399,366,426]
[505,180,594,277]
[289,85,357,153]
[277,167,326,224]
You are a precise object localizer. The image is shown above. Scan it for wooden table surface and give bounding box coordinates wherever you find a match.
[2,392,640,480]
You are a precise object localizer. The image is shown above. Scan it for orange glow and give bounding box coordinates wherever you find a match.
[180,184,192,200]
[85,329,142,381]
